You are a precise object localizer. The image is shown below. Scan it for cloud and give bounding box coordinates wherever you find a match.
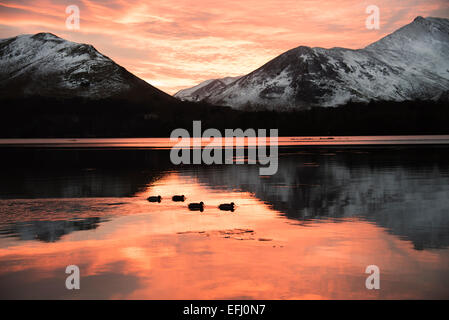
[1,0,448,94]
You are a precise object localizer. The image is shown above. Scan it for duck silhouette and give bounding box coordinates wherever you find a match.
[188,202,204,212]
[219,202,235,212]
[147,195,162,203]
[172,195,186,202]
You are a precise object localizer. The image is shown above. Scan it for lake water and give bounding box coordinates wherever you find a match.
[0,136,448,299]
[1,135,449,148]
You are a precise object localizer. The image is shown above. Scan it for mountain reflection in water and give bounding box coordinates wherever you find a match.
[184,150,449,250]
[0,146,448,299]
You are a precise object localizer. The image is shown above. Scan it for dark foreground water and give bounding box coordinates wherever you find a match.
[0,137,448,299]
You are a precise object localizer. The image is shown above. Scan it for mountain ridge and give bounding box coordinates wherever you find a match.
[0,32,176,105]
[174,76,241,102]
[174,16,449,110]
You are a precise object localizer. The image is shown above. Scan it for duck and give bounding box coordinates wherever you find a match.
[147,195,162,203]
[172,195,186,202]
[219,202,235,212]
[188,202,204,212]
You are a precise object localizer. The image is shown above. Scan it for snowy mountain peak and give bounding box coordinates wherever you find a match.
[175,16,449,109]
[174,76,241,101]
[31,32,61,40]
[0,32,173,103]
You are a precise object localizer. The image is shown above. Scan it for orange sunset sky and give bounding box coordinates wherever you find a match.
[1,0,448,94]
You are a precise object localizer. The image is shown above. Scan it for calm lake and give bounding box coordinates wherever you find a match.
[0,136,449,299]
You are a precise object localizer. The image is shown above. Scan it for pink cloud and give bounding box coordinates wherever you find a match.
[1,0,448,94]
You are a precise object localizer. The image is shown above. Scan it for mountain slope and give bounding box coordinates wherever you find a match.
[174,76,241,101]
[0,32,176,104]
[175,16,449,109]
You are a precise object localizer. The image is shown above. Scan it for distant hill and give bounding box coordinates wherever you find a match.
[174,76,241,102]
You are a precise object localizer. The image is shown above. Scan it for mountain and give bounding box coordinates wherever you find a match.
[174,16,449,110]
[174,76,241,101]
[0,32,176,104]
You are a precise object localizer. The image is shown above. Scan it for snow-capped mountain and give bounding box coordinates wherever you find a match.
[175,16,449,109]
[174,76,241,101]
[0,32,174,103]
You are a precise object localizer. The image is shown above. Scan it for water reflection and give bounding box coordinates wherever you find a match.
[0,148,171,198]
[0,147,448,299]
[184,149,449,250]
[1,217,102,242]
[1,148,449,250]
[0,169,165,199]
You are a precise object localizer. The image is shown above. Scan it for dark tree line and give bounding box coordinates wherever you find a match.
[0,96,448,137]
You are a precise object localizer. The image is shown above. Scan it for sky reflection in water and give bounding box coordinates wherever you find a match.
[0,145,448,299]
